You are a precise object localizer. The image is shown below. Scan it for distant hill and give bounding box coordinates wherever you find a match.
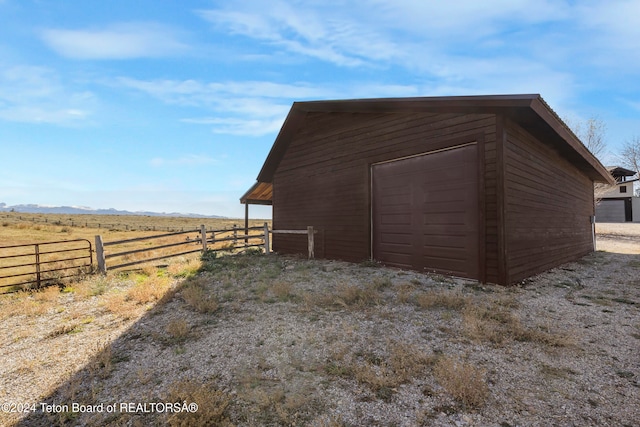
[0,203,226,219]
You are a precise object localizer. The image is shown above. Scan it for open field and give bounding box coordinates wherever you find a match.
[0,213,271,292]
[0,212,270,244]
[0,225,638,426]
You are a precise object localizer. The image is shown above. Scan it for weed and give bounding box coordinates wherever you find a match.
[416,289,469,310]
[127,275,171,305]
[181,279,219,314]
[270,280,295,302]
[433,355,488,408]
[539,363,578,380]
[47,322,82,338]
[335,284,382,308]
[360,259,380,268]
[395,282,416,303]
[33,285,61,302]
[165,318,190,344]
[101,291,138,319]
[200,249,218,263]
[89,341,114,379]
[462,301,573,347]
[165,379,232,427]
[372,276,392,291]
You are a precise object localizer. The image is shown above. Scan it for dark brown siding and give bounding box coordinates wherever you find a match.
[504,119,594,283]
[272,112,497,267]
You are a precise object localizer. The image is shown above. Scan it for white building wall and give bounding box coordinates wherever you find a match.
[601,182,635,199]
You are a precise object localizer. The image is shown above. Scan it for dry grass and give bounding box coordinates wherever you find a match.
[433,355,489,408]
[89,341,114,380]
[126,273,171,305]
[415,289,470,310]
[269,280,295,302]
[326,341,435,401]
[165,318,190,344]
[165,379,233,427]
[3,235,638,426]
[101,291,139,319]
[0,213,270,292]
[181,278,219,313]
[462,299,573,347]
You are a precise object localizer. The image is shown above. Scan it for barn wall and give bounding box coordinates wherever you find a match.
[272,112,497,277]
[503,119,594,283]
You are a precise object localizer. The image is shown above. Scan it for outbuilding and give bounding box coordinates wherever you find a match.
[242,94,614,285]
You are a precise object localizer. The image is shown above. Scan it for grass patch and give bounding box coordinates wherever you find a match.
[462,299,573,347]
[325,342,435,401]
[165,379,232,427]
[269,280,296,302]
[126,275,170,304]
[433,355,488,408]
[165,318,191,345]
[415,289,470,310]
[181,278,219,314]
[47,322,82,338]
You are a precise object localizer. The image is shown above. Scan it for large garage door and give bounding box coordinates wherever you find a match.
[372,144,479,279]
[595,199,626,222]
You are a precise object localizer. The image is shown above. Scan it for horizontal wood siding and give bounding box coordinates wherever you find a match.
[272,112,497,264]
[504,120,594,283]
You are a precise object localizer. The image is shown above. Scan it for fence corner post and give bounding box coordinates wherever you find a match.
[95,235,107,274]
[200,225,207,252]
[307,226,314,259]
[264,222,270,255]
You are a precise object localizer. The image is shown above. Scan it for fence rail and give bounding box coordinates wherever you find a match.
[0,239,93,289]
[95,224,272,273]
[1,223,318,288]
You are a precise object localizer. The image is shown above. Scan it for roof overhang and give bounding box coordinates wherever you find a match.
[606,166,637,177]
[240,181,272,205]
[244,94,615,203]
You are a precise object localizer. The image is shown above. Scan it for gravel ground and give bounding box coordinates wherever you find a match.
[1,226,638,427]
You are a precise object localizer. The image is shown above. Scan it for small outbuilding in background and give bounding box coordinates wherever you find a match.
[595,166,640,222]
[242,94,614,285]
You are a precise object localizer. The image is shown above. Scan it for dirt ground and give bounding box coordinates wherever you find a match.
[1,224,638,426]
[596,222,640,254]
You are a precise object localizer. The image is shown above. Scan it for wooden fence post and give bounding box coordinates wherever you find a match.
[95,235,107,274]
[307,226,314,259]
[200,225,207,252]
[263,222,270,254]
[233,225,238,246]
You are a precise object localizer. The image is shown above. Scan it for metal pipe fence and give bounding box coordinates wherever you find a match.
[0,239,93,289]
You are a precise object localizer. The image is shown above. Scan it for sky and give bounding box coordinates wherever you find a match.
[1,0,639,218]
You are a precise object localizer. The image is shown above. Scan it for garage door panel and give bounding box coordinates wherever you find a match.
[420,235,468,249]
[380,213,412,225]
[380,233,413,245]
[372,144,479,279]
[595,200,625,223]
[378,252,412,267]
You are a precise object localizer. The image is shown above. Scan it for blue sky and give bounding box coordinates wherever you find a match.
[1,0,639,218]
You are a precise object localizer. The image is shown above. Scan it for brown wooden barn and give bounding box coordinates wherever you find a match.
[241,94,614,285]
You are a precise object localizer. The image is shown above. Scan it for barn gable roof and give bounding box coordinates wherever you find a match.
[242,94,614,204]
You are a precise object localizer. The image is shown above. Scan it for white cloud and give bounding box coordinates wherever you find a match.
[0,64,94,125]
[197,2,401,67]
[117,76,439,135]
[41,22,190,60]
